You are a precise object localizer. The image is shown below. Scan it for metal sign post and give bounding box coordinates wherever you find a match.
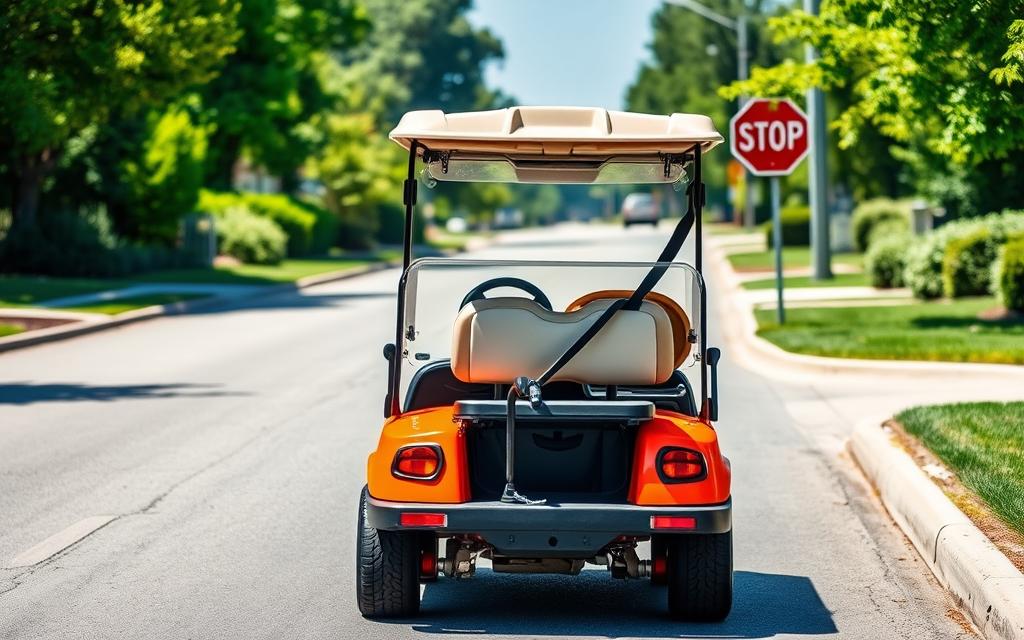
[769,177,785,324]
[729,98,811,325]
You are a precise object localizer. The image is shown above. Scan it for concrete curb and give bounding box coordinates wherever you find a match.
[849,418,1024,640]
[705,233,1024,380]
[0,261,397,355]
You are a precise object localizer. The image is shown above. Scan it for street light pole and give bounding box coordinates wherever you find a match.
[664,0,753,227]
[803,0,832,278]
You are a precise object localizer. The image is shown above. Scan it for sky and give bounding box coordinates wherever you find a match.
[466,0,664,110]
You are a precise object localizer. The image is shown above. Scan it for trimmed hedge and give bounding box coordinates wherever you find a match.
[0,210,196,277]
[851,198,912,252]
[905,210,1024,300]
[199,191,328,256]
[995,238,1024,311]
[942,227,998,298]
[865,234,910,288]
[214,206,287,265]
[764,205,810,249]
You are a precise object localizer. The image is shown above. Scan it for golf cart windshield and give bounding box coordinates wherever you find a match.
[397,258,704,405]
[422,154,688,185]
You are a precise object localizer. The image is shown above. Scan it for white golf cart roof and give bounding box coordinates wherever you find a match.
[390,106,723,156]
[389,106,722,184]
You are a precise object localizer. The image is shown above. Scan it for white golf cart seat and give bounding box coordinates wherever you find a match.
[450,297,676,386]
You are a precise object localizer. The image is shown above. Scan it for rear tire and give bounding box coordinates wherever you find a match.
[356,488,421,617]
[666,531,732,621]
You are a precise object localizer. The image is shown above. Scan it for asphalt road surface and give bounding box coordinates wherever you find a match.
[0,223,985,639]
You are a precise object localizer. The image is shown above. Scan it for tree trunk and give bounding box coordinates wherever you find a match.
[11,148,57,230]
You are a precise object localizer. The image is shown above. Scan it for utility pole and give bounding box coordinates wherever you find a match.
[804,0,832,278]
[664,0,753,226]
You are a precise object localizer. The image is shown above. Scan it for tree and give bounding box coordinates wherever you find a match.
[336,0,507,126]
[0,0,240,229]
[721,3,1024,215]
[200,0,367,189]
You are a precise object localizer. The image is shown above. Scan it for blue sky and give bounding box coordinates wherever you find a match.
[466,0,664,110]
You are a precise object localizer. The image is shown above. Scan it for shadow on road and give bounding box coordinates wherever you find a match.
[378,570,836,638]
[0,382,243,405]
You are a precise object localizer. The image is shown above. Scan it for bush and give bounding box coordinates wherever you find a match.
[994,238,1024,311]
[764,205,810,249]
[214,206,287,265]
[295,199,340,254]
[865,234,911,288]
[376,201,426,246]
[851,198,912,252]
[942,227,999,297]
[199,191,318,256]
[905,210,1024,299]
[0,209,196,277]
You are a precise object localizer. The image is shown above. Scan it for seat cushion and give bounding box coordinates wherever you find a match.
[451,297,675,385]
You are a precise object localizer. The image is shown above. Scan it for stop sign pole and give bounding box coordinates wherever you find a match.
[729,98,811,324]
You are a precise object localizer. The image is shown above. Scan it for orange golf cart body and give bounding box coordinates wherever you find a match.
[356,107,732,621]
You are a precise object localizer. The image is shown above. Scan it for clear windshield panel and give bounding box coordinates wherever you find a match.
[399,258,703,405]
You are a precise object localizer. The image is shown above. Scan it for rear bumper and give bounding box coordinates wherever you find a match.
[365,494,731,557]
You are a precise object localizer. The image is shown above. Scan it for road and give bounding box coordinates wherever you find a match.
[0,223,990,639]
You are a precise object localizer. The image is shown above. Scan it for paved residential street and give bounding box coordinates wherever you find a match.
[0,223,1011,639]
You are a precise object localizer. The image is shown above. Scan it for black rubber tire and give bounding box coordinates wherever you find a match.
[666,531,733,621]
[356,488,421,618]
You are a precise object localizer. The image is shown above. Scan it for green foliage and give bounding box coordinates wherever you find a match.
[851,198,912,252]
[943,228,999,298]
[0,209,193,277]
[995,238,1024,311]
[722,3,1024,215]
[213,206,287,265]
[199,190,325,256]
[865,234,910,288]
[905,211,1024,299]
[110,105,208,244]
[764,206,810,248]
[0,0,240,224]
[200,0,366,187]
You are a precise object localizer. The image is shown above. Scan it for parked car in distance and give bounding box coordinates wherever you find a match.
[622,193,659,227]
[494,207,525,229]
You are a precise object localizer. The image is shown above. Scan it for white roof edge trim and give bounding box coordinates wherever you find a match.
[389,106,724,156]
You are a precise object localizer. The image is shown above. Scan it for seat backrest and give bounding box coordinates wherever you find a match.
[451,297,675,385]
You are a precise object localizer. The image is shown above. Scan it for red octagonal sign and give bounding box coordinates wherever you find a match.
[729,98,809,176]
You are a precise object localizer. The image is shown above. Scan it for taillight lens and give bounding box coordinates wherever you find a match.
[393,445,443,480]
[658,447,705,482]
[650,515,697,530]
[399,512,447,527]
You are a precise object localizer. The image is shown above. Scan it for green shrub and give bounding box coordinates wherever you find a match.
[994,238,1024,311]
[199,191,318,256]
[0,209,195,277]
[865,234,910,288]
[376,201,426,246]
[905,211,1024,300]
[214,206,287,265]
[764,205,810,249]
[851,198,912,252]
[295,199,339,254]
[942,227,999,297]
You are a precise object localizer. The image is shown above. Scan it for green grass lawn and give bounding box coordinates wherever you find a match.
[898,402,1024,536]
[0,323,23,338]
[755,297,1024,364]
[63,293,208,315]
[742,272,871,290]
[728,247,863,272]
[0,253,398,309]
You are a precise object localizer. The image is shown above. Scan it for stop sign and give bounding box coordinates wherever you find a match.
[729,98,809,176]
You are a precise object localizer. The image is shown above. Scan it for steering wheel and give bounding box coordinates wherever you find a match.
[459,277,553,311]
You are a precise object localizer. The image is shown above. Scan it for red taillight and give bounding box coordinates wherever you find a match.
[650,515,697,530]
[399,512,447,527]
[659,448,705,481]
[393,445,442,480]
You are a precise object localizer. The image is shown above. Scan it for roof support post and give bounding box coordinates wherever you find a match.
[693,144,710,420]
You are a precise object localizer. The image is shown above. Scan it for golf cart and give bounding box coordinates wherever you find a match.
[357,106,732,621]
